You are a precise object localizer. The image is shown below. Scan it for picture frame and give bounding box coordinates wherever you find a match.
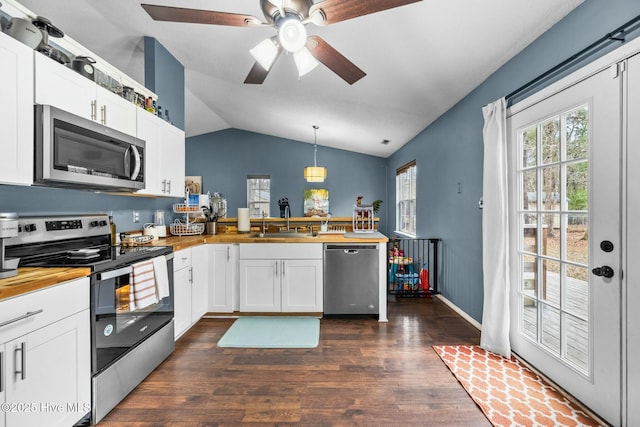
[303,189,329,217]
[185,176,202,194]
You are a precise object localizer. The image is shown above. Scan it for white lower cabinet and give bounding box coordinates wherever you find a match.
[0,277,91,427]
[173,245,208,339]
[208,244,237,313]
[239,243,323,313]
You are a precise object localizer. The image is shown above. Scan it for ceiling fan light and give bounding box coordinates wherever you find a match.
[304,166,327,182]
[294,48,319,77]
[278,18,307,52]
[249,38,279,70]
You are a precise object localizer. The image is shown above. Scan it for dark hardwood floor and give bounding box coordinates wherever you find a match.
[98,297,490,426]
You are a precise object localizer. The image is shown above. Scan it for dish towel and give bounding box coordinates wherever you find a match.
[153,255,170,300]
[129,259,159,310]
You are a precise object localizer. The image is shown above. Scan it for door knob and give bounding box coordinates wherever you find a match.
[592,265,614,278]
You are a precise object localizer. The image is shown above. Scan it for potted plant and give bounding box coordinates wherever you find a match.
[372,199,383,215]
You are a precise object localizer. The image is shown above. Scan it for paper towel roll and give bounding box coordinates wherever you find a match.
[237,208,250,233]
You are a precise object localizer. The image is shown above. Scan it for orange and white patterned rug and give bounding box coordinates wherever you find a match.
[433,345,602,427]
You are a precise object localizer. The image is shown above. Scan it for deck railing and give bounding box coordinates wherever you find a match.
[387,237,441,297]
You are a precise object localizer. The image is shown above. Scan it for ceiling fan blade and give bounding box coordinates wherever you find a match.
[309,0,422,25]
[306,36,365,85]
[141,4,263,27]
[244,62,271,84]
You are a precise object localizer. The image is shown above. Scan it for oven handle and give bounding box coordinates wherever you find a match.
[97,265,132,281]
[96,254,173,281]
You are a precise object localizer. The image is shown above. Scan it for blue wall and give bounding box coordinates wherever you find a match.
[387,0,640,322]
[185,129,389,232]
[144,37,185,131]
[0,184,174,233]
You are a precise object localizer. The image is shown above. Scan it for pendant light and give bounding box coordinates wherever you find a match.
[304,125,327,182]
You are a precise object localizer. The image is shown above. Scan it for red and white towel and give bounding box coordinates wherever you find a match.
[129,259,159,310]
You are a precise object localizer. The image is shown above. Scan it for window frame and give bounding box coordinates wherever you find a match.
[246,175,271,218]
[395,160,417,237]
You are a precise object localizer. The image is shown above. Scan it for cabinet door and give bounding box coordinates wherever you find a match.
[191,245,209,321]
[0,343,4,427]
[0,32,33,185]
[281,259,323,312]
[173,266,192,340]
[34,54,95,121]
[5,311,90,427]
[136,109,163,195]
[161,121,186,198]
[136,111,185,197]
[209,245,234,312]
[239,260,280,312]
[96,86,137,136]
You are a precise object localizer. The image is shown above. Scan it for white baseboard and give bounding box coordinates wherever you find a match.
[436,295,482,331]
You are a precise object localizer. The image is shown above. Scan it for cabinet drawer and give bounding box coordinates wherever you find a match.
[0,277,90,343]
[173,248,192,271]
[240,243,323,260]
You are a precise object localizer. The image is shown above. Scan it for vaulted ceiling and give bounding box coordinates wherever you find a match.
[17,0,583,157]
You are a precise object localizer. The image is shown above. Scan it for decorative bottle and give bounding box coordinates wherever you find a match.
[109,216,117,246]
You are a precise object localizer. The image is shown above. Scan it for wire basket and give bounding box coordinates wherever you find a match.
[173,203,200,213]
[170,222,205,236]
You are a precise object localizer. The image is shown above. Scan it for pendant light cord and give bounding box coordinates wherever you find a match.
[313,125,319,167]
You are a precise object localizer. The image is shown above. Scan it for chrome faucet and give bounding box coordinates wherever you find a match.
[285,205,290,231]
[262,211,268,234]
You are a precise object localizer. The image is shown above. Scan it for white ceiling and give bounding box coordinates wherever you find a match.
[16,0,583,157]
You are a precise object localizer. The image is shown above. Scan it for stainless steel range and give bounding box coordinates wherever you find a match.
[5,214,175,425]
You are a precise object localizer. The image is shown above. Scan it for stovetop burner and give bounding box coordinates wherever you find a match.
[5,214,172,273]
[20,245,171,272]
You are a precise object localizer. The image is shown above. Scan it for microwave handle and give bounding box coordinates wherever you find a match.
[125,145,141,181]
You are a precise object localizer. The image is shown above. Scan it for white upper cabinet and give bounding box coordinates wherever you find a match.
[136,109,185,198]
[0,32,34,185]
[34,54,137,137]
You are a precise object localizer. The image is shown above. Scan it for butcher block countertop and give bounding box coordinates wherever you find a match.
[1,231,387,302]
[0,267,91,302]
[152,231,388,251]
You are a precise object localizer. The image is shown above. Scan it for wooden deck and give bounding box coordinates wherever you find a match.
[522,271,589,371]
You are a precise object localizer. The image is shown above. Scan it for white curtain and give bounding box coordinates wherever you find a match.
[480,97,511,358]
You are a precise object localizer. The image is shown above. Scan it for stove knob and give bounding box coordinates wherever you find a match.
[99,220,108,227]
[24,223,37,232]
[90,220,99,227]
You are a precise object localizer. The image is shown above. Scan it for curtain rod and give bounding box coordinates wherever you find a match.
[503,13,640,106]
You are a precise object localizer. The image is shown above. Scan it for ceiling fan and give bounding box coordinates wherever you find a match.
[141,0,422,84]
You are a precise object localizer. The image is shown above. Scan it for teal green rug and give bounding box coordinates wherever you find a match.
[217,317,320,348]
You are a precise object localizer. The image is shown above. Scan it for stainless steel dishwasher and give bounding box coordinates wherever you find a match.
[323,243,379,315]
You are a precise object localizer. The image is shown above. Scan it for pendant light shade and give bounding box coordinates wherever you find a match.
[303,166,327,182]
[304,125,326,182]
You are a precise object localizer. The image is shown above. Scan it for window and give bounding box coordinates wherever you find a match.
[396,161,416,236]
[247,176,270,217]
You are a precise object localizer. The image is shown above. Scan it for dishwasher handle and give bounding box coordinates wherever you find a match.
[325,244,378,252]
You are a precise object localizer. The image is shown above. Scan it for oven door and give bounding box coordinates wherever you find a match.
[91,255,174,374]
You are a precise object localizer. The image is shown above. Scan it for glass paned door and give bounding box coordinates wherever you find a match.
[508,66,621,424]
[517,105,590,372]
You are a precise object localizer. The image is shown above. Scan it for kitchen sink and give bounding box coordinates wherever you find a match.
[250,232,318,238]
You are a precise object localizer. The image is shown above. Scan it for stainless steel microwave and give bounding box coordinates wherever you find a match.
[35,105,145,192]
